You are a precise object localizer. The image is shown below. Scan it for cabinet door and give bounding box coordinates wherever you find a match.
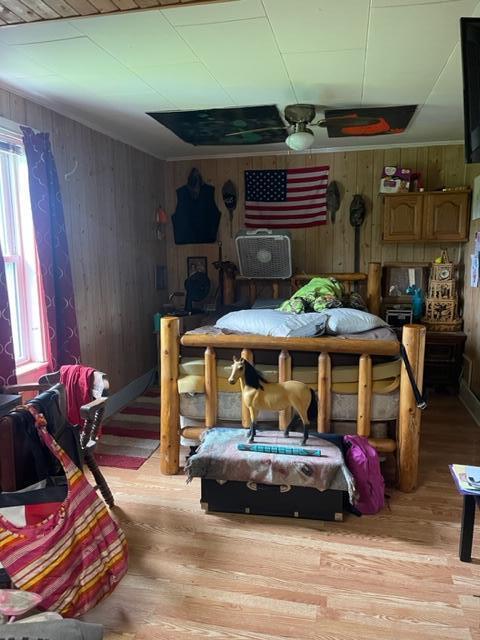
[383,195,423,242]
[423,193,470,242]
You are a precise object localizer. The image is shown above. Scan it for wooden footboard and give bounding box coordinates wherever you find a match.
[160,317,426,492]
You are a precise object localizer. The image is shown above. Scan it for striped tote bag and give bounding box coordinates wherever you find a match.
[0,418,128,617]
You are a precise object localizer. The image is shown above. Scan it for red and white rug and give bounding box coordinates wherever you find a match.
[96,388,160,470]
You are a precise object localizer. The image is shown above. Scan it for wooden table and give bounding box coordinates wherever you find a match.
[450,464,480,562]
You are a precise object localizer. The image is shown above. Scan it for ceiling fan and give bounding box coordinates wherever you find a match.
[225,103,416,151]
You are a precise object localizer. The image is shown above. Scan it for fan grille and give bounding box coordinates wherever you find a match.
[235,231,292,279]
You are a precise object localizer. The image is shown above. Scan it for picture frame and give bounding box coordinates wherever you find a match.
[472,175,480,220]
[187,256,208,278]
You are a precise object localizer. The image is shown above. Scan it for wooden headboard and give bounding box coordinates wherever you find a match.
[225,261,381,316]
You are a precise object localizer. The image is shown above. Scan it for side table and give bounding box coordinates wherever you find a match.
[450,464,480,562]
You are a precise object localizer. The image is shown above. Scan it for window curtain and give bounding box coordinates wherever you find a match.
[21,127,80,371]
[0,242,17,386]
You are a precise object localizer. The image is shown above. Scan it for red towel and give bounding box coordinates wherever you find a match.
[60,365,96,426]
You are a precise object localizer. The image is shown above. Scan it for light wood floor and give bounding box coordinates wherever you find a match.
[83,395,480,640]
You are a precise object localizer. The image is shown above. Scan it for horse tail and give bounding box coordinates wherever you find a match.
[307,388,317,422]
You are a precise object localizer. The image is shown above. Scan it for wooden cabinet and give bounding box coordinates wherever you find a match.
[383,191,470,243]
[383,194,423,242]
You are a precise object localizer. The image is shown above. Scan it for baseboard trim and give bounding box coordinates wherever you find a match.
[459,380,480,426]
[105,368,156,418]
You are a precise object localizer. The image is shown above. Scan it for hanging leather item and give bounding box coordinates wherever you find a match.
[326,181,340,223]
[222,180,237,238]
[350,195,367,274]
[172,168,221,244]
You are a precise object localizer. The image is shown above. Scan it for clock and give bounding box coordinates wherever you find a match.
[439,268,451,281]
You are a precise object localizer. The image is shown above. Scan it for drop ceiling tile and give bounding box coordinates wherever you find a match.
[263,0,370,53]
[69,70,154,95]
[223,83,296,107]
[362,0,478,105]
[0,43,51,78]
[14,37,123,76]
[283,49,364,106]
[164,0,264,26]
[73,11,197,70]
[135,62,234,109]
[0,21,82,45]
[408,43,464,141]
[373,0,468,5]
[93,90,175,112]
[177,18,294,102]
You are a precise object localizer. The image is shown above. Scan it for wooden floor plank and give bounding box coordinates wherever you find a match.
[82,395,480,640]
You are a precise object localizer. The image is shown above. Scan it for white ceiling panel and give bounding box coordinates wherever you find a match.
[408,43,465,141]
[72,11,197,71]
[177,18,294,101]
[373,0,471,5]
[362,0,478,104]
[263,0,370,53]
[15,37,123,75]
[0,43,51,79]
[135,62,234,109]
[70,70,155,96]
[164,0,264,26]
[0,21,82,45]
[283,49,364,106]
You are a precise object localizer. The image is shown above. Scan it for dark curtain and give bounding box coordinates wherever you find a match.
[0,242,17,386]
[21,127,80,371]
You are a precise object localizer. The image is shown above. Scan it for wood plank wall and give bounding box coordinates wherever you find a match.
[165,145,480,397]
[1,87,166,392]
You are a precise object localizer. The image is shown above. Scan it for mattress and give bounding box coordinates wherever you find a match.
[180,389,399,424]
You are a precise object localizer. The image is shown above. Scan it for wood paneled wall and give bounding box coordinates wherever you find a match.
[1,87,166,392]
[165,144,480,398]
[164,145,467,293]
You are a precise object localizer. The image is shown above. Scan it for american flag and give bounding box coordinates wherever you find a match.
[244,165,329,229]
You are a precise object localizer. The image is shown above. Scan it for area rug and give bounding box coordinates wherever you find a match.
[95,388,160,470]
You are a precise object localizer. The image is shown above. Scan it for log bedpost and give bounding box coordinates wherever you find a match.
[160,316,180,475]
[357,354,373,437]
[278,349,292,430]
[205,347,217,428]
[223,271,236,305]
[367,261,382,317]
[398,324,426,492]
[241,348,254,428]
[317,352,331,433]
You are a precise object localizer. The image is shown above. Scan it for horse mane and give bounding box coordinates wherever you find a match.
[243,360,268,390]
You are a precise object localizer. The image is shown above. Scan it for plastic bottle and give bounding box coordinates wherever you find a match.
[412,288,424,322]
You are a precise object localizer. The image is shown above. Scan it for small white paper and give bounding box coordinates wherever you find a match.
[471,253,479,287]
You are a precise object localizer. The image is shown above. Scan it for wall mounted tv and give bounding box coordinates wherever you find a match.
[461,17,480,164]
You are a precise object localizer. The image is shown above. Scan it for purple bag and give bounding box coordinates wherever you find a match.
[344,435,385,515]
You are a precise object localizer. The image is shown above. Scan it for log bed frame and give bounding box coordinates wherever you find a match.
[159,262,426,492]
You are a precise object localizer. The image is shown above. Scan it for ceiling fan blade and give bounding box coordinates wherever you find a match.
[315,115,381,128]
[225,126,287,137]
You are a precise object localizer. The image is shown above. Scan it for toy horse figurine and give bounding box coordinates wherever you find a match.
[228,356,317,445]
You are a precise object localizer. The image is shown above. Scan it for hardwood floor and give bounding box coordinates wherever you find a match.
[82,395,480,639]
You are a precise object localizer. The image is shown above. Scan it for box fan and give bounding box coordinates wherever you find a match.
[235,229,292,279]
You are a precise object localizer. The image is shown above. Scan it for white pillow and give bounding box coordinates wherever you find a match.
[215,309,328,338]
[324,308,388,335]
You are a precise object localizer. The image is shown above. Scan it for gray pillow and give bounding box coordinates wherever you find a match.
[215,309,327,337]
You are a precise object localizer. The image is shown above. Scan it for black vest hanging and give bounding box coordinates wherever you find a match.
[172,168,221,244]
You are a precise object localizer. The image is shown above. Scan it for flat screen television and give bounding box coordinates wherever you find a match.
[461,17,480,163]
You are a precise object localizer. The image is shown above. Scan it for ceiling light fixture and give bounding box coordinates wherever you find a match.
[285,123,315,151]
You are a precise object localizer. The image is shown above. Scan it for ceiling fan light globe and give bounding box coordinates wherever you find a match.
[285,130,315,151]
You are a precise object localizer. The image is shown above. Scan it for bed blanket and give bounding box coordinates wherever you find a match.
[186,428,356,502]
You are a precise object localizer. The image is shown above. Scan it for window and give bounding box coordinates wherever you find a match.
[0,126,46,370]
